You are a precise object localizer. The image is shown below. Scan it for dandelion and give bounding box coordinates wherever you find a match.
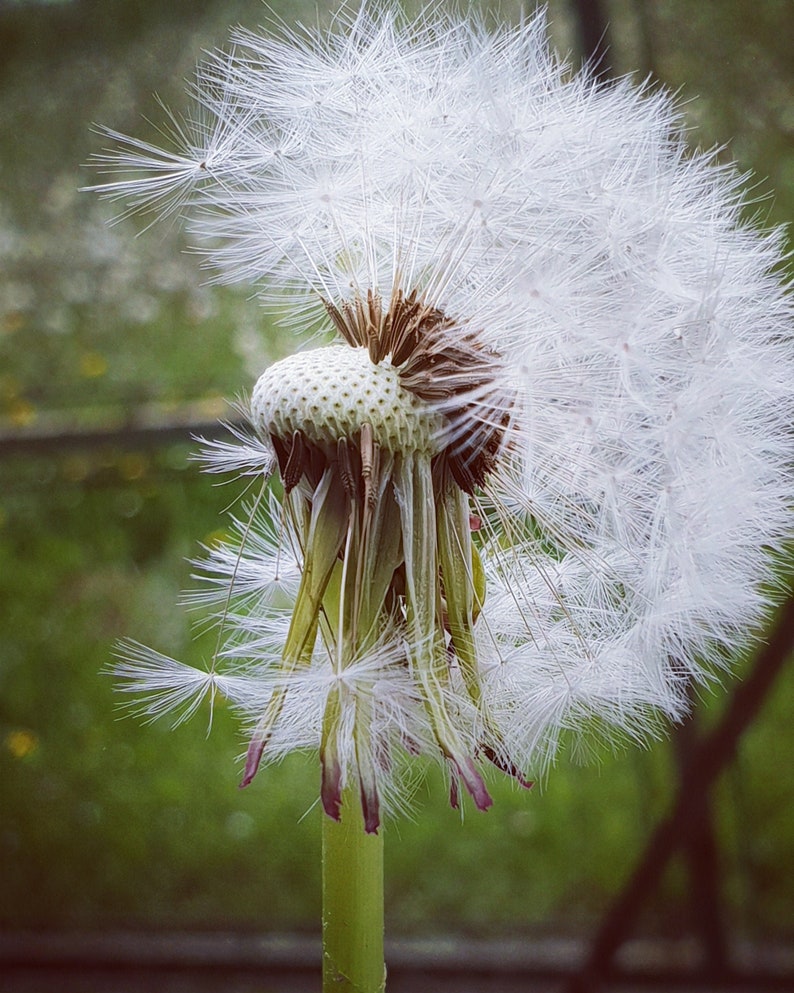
[91,4,793,990]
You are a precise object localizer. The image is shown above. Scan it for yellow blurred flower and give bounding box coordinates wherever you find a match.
[7,398,36,427]
[79,352,108,378]
[6,729,38,760]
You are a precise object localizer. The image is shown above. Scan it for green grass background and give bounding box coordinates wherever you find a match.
[0,0,792,943]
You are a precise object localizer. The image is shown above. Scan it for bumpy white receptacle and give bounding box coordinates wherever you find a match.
[252,344,444,453]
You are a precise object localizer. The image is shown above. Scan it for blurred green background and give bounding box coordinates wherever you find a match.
[1,0,792,947]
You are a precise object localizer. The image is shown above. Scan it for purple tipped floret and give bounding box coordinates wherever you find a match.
[239,736,266,789]
[359,777,381,835]
[449,755,493,811]
[481,745,534,791]
[321,754,343,822]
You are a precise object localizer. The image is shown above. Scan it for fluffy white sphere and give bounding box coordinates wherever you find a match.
[99,3,793,810]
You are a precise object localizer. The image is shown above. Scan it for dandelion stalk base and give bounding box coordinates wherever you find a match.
[322,788,385,993]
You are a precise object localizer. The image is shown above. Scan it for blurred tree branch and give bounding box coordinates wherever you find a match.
[570,593,794,991]
[569,0,611,76]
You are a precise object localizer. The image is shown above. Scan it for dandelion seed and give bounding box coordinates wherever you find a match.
[92,4,793,834]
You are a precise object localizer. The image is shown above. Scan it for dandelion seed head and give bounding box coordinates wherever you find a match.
[95,2,793,828]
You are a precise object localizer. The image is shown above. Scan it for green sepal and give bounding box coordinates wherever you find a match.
[437,484,482,706]
[241,467,350,787]
[284,467,350,662]
[393,453,492,811]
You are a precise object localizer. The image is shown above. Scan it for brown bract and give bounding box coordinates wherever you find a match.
[322,287,509,493]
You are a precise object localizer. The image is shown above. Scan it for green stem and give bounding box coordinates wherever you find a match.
[322,789,386,992]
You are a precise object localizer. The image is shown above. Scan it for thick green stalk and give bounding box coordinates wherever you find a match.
[322,789,386,993]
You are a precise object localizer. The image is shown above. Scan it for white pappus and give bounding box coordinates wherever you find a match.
[92,3,793,830]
